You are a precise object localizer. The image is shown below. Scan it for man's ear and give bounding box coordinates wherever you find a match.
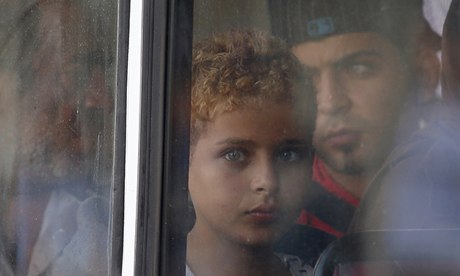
[414,26,442,104]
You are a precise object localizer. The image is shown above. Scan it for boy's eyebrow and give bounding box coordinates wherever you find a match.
[281,139,311,146]
[215,138,256,146]
[215,138,310,146]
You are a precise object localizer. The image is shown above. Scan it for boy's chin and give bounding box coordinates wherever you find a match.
[234,230,285,249]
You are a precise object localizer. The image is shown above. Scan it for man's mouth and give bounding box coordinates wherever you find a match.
[324,129,361,148]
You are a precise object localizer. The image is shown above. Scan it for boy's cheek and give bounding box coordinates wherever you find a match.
[279,169,311,189]
[279,180,307,203]
[279,178,309,210]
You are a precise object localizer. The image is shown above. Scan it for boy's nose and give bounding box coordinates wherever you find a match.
[251,158,278,195]
[315,70,351,115]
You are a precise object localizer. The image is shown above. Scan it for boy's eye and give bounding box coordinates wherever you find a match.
[224,149,246,162]
[277,149,302,162]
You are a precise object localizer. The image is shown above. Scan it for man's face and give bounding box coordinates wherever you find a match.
[292,32,413,175]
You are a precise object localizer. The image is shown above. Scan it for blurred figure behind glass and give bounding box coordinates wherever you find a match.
[0,0,117,274]
[350,0,460,235]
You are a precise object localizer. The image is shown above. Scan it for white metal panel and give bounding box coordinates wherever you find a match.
[122,0,143,274]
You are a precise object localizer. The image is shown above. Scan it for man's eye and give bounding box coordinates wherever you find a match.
[224,150,245,161]
[344,62,375,78]
[303,68,318,86]
[351,64,369,73]
[303,67,317,78]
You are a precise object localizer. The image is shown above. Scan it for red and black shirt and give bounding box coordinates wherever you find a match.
[275,155,359,266]
[298,155,359,238]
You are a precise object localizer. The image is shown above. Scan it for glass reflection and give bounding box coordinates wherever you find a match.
[0,0,117,274]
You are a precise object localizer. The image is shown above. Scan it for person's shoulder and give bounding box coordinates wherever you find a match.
[275,253,313,276]
[351,106,460,231]
[390,106,460,163]
[41,190,110,275]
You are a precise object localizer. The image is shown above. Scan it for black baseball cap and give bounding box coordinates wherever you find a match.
[269,0,425,47]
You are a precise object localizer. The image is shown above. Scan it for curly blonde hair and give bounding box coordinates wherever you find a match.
[191,30,315,144]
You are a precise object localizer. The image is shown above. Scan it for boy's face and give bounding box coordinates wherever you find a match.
[292,32,412,175]
[189,102,311,246]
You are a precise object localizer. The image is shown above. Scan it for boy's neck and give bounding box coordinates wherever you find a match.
[186,225,290,276]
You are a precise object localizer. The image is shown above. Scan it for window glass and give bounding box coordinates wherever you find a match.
[188,0,459,275]
[0,0,119,274]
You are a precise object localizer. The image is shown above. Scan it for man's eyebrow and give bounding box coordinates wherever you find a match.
[301,50,382,72]
[335,50,383,66]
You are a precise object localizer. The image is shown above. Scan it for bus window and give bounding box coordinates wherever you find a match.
[176,0,460,275]
[131,0,460,275]
[0,0,124,274]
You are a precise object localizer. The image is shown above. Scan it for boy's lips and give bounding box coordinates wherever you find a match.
[246,204,277,222]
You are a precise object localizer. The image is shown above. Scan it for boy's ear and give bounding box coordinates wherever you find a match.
[414,27,441,104]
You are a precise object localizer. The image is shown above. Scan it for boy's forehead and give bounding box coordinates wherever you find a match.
[247,100,310,120]
[190,105,313,159]
[202,104,310,137]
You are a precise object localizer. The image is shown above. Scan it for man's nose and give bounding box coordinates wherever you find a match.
[250,157,279,195]
[315,69,351,115]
